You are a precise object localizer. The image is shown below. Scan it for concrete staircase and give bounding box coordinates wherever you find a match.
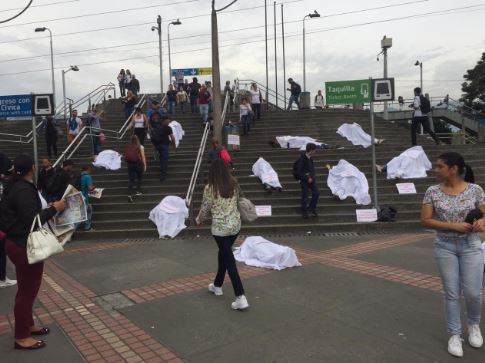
[1,101,484,240]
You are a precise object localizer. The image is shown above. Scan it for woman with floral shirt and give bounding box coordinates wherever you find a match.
[196,159,249,310]
[421,152,485,358]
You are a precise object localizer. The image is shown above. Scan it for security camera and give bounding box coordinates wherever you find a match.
[151,26,156,31]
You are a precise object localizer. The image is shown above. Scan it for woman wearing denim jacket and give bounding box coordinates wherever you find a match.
[421,152,485,358]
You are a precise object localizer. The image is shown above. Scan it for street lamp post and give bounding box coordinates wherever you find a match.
[152,16,163,97]
[303,10,320,92]
[35,27,56,107]
[62,65,79,121]
[415,60,423,92]
[168,19,182,88]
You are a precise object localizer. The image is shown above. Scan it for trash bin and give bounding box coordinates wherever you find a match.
[224,122,240,151]
[299,91,311,109]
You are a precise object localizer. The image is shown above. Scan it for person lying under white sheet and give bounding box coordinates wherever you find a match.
[326,159,371,205]
[92,150,122,170]
[376,146,432,179]
[251,157,282,192]
[233,236,301,270]
[269,136,342,150]
[337,122,384,148]
[149,196,189,238]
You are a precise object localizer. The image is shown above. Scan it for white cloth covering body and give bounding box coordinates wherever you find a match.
[275,136,323,151]
[385,146,432,179]
[327,159,371,205]
[251,157,282,189]
[336,123,376,148]
[234,236,301,270]
[92,150,122,170]
[168,121,185,148]
[149,196,189,238]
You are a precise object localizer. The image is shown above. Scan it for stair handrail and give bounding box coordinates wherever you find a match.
[52,93,147,168]
[185,90,230,208]
[237,79,286,110]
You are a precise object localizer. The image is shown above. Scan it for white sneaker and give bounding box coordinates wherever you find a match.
[468,324,483,348]
[0,277,17,288]
[231,295,249,310]
[208,283,223,296]
[448,335,464,357]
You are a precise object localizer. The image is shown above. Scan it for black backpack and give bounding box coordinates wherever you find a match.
[294,83,302,96]
[377,206,397,222]
[149,124,163,144]
[419,95,431,114]
[292,157,302,180]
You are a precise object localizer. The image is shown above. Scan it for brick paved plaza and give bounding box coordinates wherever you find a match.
[1,233,484,362]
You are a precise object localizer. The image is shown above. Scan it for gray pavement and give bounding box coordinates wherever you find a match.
[1,233,484,362]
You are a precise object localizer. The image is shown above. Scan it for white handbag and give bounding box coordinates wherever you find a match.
[27,215,64,264]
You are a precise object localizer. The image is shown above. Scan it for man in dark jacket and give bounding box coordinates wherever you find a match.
[37,158,55,197]
[150,116,176,181]
[45,160,76,201]
[131,75,140,95]
[188,77,201,114]
[297,143,319,219]
[287,78,301,111]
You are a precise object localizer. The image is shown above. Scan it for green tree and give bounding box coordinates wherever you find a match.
[461,52,485,112]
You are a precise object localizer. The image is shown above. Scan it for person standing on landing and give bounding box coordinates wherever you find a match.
[410,87,440,146]
[0,155,65,350]
[297,143,320,219]
[421,152,485,358]
[196,159,249,310]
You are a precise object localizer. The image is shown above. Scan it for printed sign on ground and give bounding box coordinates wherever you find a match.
[255,205,272,217]
[396,183,417,194]
[356,208,378,222]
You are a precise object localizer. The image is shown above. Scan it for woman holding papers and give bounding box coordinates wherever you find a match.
[196,159,249,310]
[0,155,65,350]
[421,152,485,358]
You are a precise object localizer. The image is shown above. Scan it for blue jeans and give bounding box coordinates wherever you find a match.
[83,203,93,230]
[190,97,198,113]
[434,235,484,335]
[168,101,176,114]
[156,144,169,177]
[288,95,300,110]
[200,104,209,123]
[241,115,251,135]
[92,134,101,155]
[300,180,319,212]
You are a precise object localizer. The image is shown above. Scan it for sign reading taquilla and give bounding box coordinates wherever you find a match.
[325,79,371,105]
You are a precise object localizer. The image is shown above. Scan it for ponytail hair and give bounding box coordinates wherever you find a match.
[438,152,475,183]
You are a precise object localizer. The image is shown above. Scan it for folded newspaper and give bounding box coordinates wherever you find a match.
[88,188,104,199]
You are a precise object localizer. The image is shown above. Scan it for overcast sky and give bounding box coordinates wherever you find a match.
[0,0,484,106]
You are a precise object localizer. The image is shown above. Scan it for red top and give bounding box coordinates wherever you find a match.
[197,91,210,105]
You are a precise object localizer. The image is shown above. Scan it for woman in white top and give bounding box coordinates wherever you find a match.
[239,98,252,136]
[249,82,261,121]
[129,107,148,145]
[314,90,324,109]
[177,86,188,114]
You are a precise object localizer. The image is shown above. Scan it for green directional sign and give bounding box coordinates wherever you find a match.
[325,79,371,105]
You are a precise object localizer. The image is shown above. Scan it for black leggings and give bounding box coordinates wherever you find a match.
[0,237,6,281]
[213,234,245,297]
[127,162,143,195]
[134,128,146,145]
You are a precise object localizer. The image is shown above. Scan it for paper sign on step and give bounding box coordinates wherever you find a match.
[396,183,417,194]
[228,134,240,146]
[356,209,378,222]
[255,205,272,217]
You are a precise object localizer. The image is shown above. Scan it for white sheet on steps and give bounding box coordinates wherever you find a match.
[275,136,323,150]
[92,150,122,170]
[327,159,371,205]
[233,236,301,270]
[149,196,189,238]
[336,123,376,148]
[251,157,283,189]
[385,146,432,179]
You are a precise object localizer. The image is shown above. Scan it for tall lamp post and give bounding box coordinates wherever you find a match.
[151,15,163,97]
[303,10,320,92]
[62,65,79,121]
[34,27,56,107]
[168,19,182,88]
[211,0,238,144]
[415,60,423,92]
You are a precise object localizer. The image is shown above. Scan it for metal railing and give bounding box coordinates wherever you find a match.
[237,79,286,111]
[185,91,230,210]
[52,93,147,168]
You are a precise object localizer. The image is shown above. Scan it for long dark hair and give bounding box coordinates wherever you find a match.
[438,152,475,183]
[207,159,237,198]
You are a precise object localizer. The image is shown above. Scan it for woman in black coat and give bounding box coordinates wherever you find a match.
[44,116,58,159]
[0,155,65,350]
